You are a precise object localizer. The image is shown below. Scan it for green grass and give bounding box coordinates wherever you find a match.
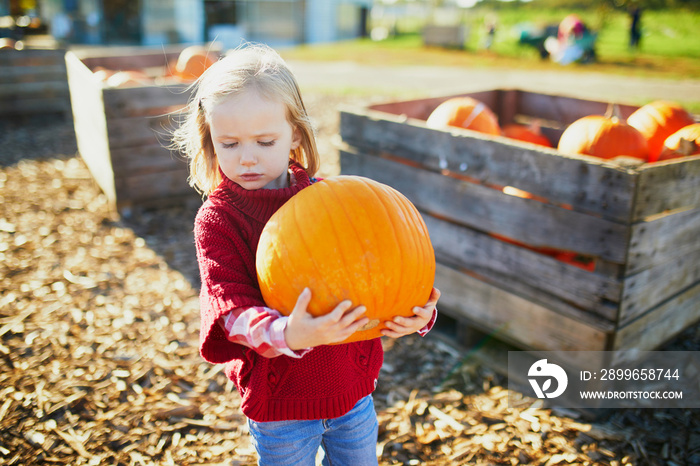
[282,7,700,80]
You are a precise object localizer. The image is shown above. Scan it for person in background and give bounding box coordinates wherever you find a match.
[629,3,642,50]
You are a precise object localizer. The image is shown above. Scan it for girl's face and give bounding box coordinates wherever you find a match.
[209,89,301,190]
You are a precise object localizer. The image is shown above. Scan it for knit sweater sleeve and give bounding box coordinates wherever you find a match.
[194,204,267,364]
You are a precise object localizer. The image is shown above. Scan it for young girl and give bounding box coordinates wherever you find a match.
[173,44,440,466]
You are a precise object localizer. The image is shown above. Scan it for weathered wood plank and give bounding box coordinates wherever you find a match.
[103,84,189,119]
[65,51,115,205]
[341,148,630,263]
[106,114,179,149]
[75,47,182,71]
[423,214,621,319]
[435,263,611,352]
[633,156,700,220]
[0,80,69,98]
[110,143,188,177]
[627,207,700,274]
[340,109,637,221]
[0,65,67,83]
[0,97,71,115]
[114,168,195,206]
[620,248,700,324]
[614,282,700,351]
[515,91,639,127]
[73,43,220,71]
[0,48,67,67]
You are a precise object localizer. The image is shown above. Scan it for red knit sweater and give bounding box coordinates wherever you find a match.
[194,162,383,422]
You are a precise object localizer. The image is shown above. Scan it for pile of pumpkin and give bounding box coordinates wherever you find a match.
[426,96,699,163]
[92,45,218,88]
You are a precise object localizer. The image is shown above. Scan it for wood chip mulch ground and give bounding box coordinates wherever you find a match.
[1,95,699,465]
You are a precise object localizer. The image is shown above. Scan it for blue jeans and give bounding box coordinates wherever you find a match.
[247,395,379,466]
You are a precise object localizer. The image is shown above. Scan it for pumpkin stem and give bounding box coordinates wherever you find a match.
[528,118,542,135]
[604,102,622,122]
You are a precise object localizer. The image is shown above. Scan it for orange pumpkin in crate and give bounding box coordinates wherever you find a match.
[657,123,700,161]
[175,45,217,81]
[0,38,18,50]
[557,108,648,161]
[627,100,695,162]
[426,96,501,136]
[256,176,436,344]
[105,70,150,88]
[502,121,552,147]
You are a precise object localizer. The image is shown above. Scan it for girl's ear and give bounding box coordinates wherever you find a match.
[291,126,302,150]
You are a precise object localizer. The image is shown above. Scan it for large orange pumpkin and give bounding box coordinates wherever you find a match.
[627,100,695,162]
[426,97,501,136]
[557,113,648,161]
[175,45,217,81]
[657,123,700,161]
[256,176,436,344]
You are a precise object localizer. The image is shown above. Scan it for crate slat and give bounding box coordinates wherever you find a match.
[0,48,66,66]
[111,144,187,177]
[75,46,183,71]
[103,85,188,119]
[422,214,621,319]
[614,282,700,351]
[113,168,192,208]
[66,51,115,204]
[0,80,69,98]
[627,207,700,274]
[0,64,68,83]
[435,263,612,352]
[620,248,700,324]
[633,157,700,220]
[0,96,71,115]
[106,114,178,150]
[515,91,639,126]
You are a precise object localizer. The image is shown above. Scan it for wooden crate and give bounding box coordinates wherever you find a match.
[65,46,211,212]
[340,89,700,364]
[0,48,70,118]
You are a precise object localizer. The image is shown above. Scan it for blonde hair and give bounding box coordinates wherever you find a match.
[172,43,320,196]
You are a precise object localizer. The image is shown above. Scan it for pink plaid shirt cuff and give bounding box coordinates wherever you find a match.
[418,307,438,337]
[220,306,438,357]
[219,306,310,359]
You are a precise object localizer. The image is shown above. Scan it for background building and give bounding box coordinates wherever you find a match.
[0,0,372,47]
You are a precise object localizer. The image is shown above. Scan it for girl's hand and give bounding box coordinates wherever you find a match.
[284,288,369,351]
[381,288,441,339]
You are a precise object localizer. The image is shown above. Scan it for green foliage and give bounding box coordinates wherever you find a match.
[524,0,699,9]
